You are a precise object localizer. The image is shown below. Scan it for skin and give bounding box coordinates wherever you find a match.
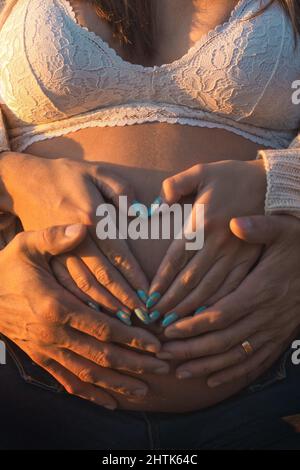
[0,0,299,412]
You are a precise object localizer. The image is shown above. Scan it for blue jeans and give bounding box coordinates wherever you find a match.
[1,336,300,450]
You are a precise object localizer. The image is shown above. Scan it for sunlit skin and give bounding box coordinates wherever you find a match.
[1,0,299,412]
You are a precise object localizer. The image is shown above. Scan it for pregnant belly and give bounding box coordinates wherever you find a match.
[26,123,267,412]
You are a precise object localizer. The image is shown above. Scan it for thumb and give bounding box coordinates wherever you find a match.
[160,164,204,205]
[229,215,283,245]
[92,167,136,208]
[25,223,87,258]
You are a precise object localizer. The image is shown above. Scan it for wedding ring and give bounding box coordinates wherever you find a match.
[241,340,254,356]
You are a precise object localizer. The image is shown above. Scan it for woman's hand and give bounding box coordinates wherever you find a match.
[0,223,168,409]
[147,160,266,324]
[0,152,149,320]
[158,215,300,387]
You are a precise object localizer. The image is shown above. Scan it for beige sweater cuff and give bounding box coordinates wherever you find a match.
[257,149,300,217]
[0,107,10,153]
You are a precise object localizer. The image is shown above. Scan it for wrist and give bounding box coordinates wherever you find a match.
[0,151,41,214]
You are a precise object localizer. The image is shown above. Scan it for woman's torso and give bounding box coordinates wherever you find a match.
[0,0,294,411]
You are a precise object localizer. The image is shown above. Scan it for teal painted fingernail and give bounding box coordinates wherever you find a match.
[134,308,151,324]
[162,312,178,328]
[131,201,148,218]
[194,306,207,316]
[149,310,161,322]
[148,196,163,216]
[116,310,132,326]
[146,292,161,308]
[87,301,100,312]
[137,290,148,304]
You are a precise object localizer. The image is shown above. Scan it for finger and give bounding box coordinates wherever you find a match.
[51,258,92,305]
[149,238,192,300]
[53,326,169,376]
[230,215,288,246]
[158,254,231,323]
[174,332,267,378]
[162,309,269,357]
[29,282,161,354]
[207,342,277,388]
[163,265,262,339]
[32,354,117,409]
[20,224,87,259]
[160,165,203,205]
[90,164,136,208]
[88,169,149,293]
[203,250,259,306]
[94,236,149,294]
[149,195,205,300]
[48,348,150,399]
[58,253,130,315]
[65,298,161,354]
[75,236,146,313]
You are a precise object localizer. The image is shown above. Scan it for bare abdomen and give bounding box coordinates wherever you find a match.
[26,123,266,412]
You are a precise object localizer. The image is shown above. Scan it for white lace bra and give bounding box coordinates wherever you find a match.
[1,0,300,152]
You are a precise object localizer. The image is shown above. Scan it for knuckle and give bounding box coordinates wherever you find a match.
[32,324,57,345]
[89,347,113,368]
[211,311,228,329]
[79,209,94,226]
[180,270,195,288]
[64,382,82,396]
[98,347,114,368]
[162,176,174,194]
[182,345,195,361]
[212,334,232,353]
[117,181,131,196]
[77,367,97,384]
[40,297,65,324]
[74,274,92,293]
[93,266,113,288]
[91,321,112,342]
[11,232,27,254]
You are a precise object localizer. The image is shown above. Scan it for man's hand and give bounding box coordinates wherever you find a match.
[0,224,168,409]
[158,215,300,387]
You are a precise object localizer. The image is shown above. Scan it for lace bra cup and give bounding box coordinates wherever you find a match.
[1,0,300,151]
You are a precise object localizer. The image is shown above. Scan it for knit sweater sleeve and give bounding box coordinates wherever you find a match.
[257,135,300,217]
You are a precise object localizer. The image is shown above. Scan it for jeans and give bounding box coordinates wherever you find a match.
[1,336,300,450]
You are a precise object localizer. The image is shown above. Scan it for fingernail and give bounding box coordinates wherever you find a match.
[132,388,147,397]
[156,351,173,359]
[148,196,163,216]
[145,343,160,354]
[87,301,101,312]
[104,404,116,410]
[65,223,83,238]
[131,201,148,218]
[146,292,161,309]
[116,310,132,326]
[208,379,221,388]
[154,366,169,375]
[234,216,253,232]
[194,306,207,316]
[177,370,192,380]
[162,312,178,328]
[149,310,161,322]
[137,290,148,304]
[134,308,151,324]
